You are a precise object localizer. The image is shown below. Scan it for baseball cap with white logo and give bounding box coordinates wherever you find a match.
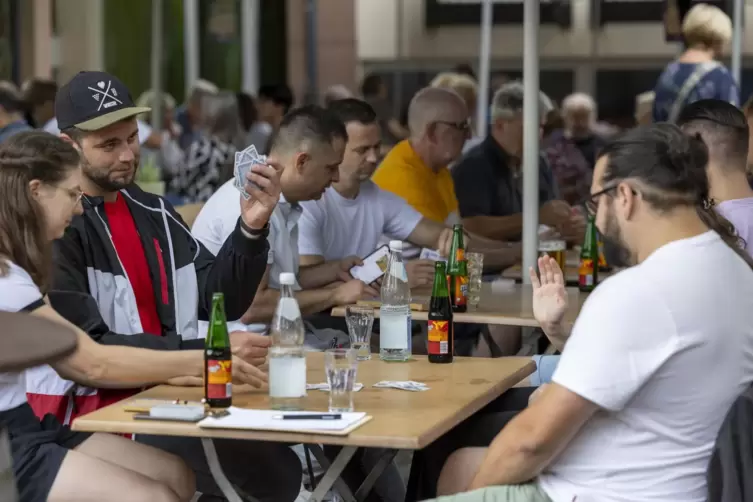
[55,71,151,131]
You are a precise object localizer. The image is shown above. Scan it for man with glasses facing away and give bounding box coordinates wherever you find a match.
[423,124,753,502]
[676,99,753,256]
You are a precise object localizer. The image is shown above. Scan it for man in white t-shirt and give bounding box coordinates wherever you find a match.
[427,124,753,502]
[192,105,371,345]
[677,99,753,257]
[299,98,522,290]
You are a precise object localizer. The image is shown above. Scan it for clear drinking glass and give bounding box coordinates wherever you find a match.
[345,305,374,361]
[466,252,484,309]
[325,349,358,413]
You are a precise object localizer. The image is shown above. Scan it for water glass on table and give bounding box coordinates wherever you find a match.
[325,349,358,413]
[466,252,484,309]
[345,305,374,361]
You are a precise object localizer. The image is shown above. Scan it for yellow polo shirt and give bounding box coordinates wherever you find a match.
[372,140,459,224]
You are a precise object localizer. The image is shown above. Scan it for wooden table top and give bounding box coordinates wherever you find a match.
[72,353,535,450]
[332,283,588,328]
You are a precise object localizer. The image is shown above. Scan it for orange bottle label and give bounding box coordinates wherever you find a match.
[206,359,232,399]
[447,274,467,306]
[578,258,595,287]
[598,241,608,267]
[455,248,465,262]
[428,320,450,355]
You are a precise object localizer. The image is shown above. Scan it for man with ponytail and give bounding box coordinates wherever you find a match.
[423,124,753,502]
[677,98,753,255]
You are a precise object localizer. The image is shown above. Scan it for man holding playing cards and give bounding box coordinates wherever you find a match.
[193,104,373,346]
[46,71,303,501]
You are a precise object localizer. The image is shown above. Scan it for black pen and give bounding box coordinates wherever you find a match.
[274,414,342,420]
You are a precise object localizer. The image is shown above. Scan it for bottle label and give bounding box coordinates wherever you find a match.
[455,248,465,262]
[448,274,468,307]
[597,241,608,268]
[206,359,232,399]
[579,258,595,287]
[428,320,450,355]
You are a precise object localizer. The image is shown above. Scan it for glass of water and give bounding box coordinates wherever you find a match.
[466,252,484,309]
[325,349,358,413]
[345,305,374,361]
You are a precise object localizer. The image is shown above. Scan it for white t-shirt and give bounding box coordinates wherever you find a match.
[298,182,423,261]
[192,179,302,335]
[538,231,753,502]
[0,262,44,411]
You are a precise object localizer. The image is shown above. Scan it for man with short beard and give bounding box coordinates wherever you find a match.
[37,71,303,501]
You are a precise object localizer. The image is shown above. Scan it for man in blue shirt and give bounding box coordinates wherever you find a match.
[0,83,32,143]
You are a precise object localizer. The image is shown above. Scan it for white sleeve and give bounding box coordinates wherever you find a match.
[0,264,43,312]
[381,190,423,241]
[192,205,229,257]
[552,274,679,412]
[297,202,325,257]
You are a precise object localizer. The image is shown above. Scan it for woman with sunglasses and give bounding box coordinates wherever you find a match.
[0,131,212,502]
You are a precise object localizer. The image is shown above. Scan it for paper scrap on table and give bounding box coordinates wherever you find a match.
[419,248,447,262]
[307,383,364,392]
[373,380,429,392]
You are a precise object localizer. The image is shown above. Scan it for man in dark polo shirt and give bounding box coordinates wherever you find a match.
[453,82,584,242]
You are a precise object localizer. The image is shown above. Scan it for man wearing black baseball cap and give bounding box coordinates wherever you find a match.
[43,71,303,501]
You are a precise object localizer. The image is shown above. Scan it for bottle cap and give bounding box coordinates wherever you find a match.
[279,273,296,285]
[389,240,403,251]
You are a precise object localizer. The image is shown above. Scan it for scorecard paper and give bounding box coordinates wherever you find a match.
[198,407,370,435]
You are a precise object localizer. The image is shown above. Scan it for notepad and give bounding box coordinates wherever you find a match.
[198,407,372,436]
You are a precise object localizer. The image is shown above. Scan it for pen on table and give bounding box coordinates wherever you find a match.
[273,414,342,420]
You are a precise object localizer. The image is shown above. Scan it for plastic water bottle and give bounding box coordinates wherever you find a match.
[379,241,412,361]
[269,273,307,410]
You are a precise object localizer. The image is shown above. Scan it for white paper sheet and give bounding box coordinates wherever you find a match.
[198,407,368,433]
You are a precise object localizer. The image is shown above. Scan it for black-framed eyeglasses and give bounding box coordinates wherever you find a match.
[435,120,471,133]
[585,185,617,216]
[585,184,638,215]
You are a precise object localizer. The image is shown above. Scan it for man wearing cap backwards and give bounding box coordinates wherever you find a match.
[32,71,302,501]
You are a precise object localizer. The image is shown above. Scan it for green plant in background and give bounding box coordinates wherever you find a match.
[136,155,161,183]
[104,0,186,103]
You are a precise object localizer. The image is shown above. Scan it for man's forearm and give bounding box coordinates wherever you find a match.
[199,221,270,320]
[241,288,338,324]
[298,263,337,290]
[540,322,571,352]
[469,415,553,489]
[463,214,523,241]
[92,348,203,388]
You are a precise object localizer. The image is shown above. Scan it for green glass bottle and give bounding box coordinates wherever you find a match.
[446,224,468,313]
[578,216,599,292]
[428,261,454,364]
[205,293,232,408]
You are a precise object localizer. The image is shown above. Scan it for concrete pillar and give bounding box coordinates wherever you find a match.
[55,0,104,83]
[17,0,53,81]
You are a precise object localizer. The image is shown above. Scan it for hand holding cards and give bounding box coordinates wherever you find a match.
[234,145,267,200]
[350,245,390,284]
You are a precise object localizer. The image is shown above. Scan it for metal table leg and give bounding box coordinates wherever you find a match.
[308,444,359,502]
[201,438,244,502]
[354,449,398,501]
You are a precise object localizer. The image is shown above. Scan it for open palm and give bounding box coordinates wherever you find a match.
[529,255,568,326]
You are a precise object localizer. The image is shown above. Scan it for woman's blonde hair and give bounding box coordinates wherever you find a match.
[430,72,478,110]
[682,3,732,49]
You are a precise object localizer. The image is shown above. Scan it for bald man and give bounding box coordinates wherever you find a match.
[372,87,470,226]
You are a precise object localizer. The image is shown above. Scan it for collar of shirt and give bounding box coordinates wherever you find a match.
[481,134,520,176]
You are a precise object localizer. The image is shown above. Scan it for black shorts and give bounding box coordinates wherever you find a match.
[1,402,91,502]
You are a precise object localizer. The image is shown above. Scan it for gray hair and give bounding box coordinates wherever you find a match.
[562,92,596,114]
[490,81,554,121]
[188,79,219,105]
[201,91,245,149]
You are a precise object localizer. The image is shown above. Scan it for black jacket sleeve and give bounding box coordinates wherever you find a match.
[193,218,270,322]
[49,224,184,350]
